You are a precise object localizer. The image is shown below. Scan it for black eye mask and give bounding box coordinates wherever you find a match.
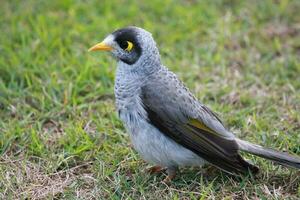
[113,27,142,65]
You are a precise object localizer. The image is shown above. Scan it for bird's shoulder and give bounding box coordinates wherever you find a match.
[142,66,199,114]
[143,66,196,102]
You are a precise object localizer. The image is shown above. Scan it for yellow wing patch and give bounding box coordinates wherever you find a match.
[188,119,215,134]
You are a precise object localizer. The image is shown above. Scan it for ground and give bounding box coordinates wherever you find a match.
[0,0,300,199]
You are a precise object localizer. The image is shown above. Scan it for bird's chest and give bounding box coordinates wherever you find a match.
[116,94,146,136]
[114,76,146,134]
[114,84,163,163]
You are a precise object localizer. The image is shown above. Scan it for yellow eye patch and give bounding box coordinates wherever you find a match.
[125,41,133,51]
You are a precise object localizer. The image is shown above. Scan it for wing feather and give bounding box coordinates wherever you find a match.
[141,69,258,174]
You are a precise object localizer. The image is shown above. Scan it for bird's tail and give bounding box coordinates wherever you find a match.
[236,138,300,169]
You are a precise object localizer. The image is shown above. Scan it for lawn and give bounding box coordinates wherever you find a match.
[0,0,300,199]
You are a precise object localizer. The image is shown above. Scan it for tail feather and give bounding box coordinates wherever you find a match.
[236,139,300,169]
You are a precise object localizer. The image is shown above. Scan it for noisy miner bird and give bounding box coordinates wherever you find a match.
[89,26,300,182]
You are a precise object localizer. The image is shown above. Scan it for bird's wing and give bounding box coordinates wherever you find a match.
[141,68,258,174]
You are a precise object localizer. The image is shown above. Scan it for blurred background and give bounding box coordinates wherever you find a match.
[0,0,299,199]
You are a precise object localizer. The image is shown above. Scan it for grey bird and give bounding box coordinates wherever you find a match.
[89,26,300,182]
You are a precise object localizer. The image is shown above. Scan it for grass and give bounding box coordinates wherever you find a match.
[0,0,300,199]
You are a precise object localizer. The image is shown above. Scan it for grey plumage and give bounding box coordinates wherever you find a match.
[89,26,300,179]
[237,139,300,169]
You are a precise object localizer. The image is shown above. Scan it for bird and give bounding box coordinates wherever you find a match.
[89,26,300,182]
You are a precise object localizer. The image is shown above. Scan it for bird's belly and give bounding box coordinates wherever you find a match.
[120,111,205,167]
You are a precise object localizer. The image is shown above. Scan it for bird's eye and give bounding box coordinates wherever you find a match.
[125,41,133,51]
[119,41,133,52]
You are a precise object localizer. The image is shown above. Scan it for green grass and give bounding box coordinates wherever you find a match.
[1,0,300,199]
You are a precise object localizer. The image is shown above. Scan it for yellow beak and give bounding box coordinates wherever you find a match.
[88,42,113,52]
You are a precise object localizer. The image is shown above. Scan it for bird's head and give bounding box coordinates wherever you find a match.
[89,26,160,68]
